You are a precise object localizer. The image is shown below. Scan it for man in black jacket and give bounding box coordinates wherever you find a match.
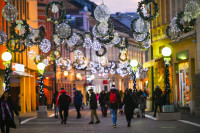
[104,85,121,128]
[88,89,100,124]
[153,85,163,117]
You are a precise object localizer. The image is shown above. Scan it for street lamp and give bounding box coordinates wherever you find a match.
[37,62,46,105]
[2,52,12,91]
[162,47,171,105]
[130,59,138,92]
[64,71,68,79]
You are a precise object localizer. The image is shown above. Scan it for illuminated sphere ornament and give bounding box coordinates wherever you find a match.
[184,0,200,21]
[56,23,72,39]
[130,59,138,67]
[37,63,46,71]
[74,50,83,59]
[162,47,171,57]
[39,39,51,53]
[92,39,102,51]
[0,31,7,45]
[2,52,12,62]
[67,33,80,46]
[64,71,68,77]
[2,3,18,22]
[142,40,151,49]
[94,4,110,22]
[83,37,93,48]
[133,32,148,42]
[134,18,148,33]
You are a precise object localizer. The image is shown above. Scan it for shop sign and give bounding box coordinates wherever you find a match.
[143,60,155,68]
[12,63,25,72]
[176,50,188,61]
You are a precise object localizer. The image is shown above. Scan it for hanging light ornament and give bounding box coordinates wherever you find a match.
[117,61,132,77]
[2,3,18,22]
[39,39,51,53]
[99,57,108,67]
[133,32,149,42]
[142,39,151,48]
[92,39,102,51]
[0,30,7,45]
[184,0,200,22]
[42,59,49,66]
[108,33,121,47]
[74,50,83,59]
[94,3,111,22]
[55,22,72,39]
[66,33,83,47]
[62,59,71,70]
[25,28,44,47]
[134,18,149,33]
[83,37,93,48]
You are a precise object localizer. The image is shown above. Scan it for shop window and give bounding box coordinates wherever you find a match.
[178,62,190,107]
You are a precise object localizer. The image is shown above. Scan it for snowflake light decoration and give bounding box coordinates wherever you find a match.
[94,3,111,22]
[55,22,72,39]
[39,39,51,53]
[2,3,18,22]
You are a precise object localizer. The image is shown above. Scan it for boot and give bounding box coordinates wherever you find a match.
[127,121,130,127]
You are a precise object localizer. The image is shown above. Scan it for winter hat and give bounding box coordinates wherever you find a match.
[156,85,160,89]
[88,89,93,91]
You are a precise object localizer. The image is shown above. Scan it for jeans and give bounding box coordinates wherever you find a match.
[110,109,117,125]
[54,103,58,117]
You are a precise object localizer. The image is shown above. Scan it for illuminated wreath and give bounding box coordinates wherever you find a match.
[27,29,44,46]
[114,38,129,50]
[33,56,43,65]
[165,25,181,40]
[96,45,107,57]
[50,50,62,60]
[6,39,26,53]
[119,52,128,62]
[45,1,66,23]
[176,11,196,33]
[94,20,114,44]
[137,0,159,22]
[10,20,30,40]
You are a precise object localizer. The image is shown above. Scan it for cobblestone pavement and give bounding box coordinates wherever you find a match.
[10,106,199,133]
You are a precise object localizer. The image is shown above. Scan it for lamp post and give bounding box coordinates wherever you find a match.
[37,62,46,105]
[130,59,138,92]
[162,47,172,105]
[2,52,12,91]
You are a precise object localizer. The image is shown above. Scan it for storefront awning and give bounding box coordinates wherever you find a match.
[12,71,34,77]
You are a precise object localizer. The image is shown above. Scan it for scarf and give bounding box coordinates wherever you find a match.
[1,101,12,120]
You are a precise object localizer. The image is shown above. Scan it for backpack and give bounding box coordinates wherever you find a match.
[110,92,117,103]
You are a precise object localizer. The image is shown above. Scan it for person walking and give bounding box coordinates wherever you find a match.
[0,91,20,133]
[88,89,100,124]
[56,88,71,124]
[52,90,59,118]
[138,95,146,118]
[99,90,107,117]
[104,85,121,128]
[153,85,163,117]
[121,89,135,127]
[74,90,83,119]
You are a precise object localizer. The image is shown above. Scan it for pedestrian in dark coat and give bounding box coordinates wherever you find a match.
[121,89,135,127]
[88,89,100,124]
[138,95,146,118]
[0,91,19,133]
[99,90,107,117]
[74,90,83,119]
[56,88,71,124]
[104,85,121,128]
[153,85,163,117]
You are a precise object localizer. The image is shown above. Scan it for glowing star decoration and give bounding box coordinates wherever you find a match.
[83,37,93,48]
[0,30,7,45]
[55,22,72,39]
[28,50,36,60]
[184,0,200,22]
[92,39,102,51]
[2,3,18,22]
[74,50,83,59]
[39,39,51,53]
[66,33,80,46]
[94,3,110,22]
